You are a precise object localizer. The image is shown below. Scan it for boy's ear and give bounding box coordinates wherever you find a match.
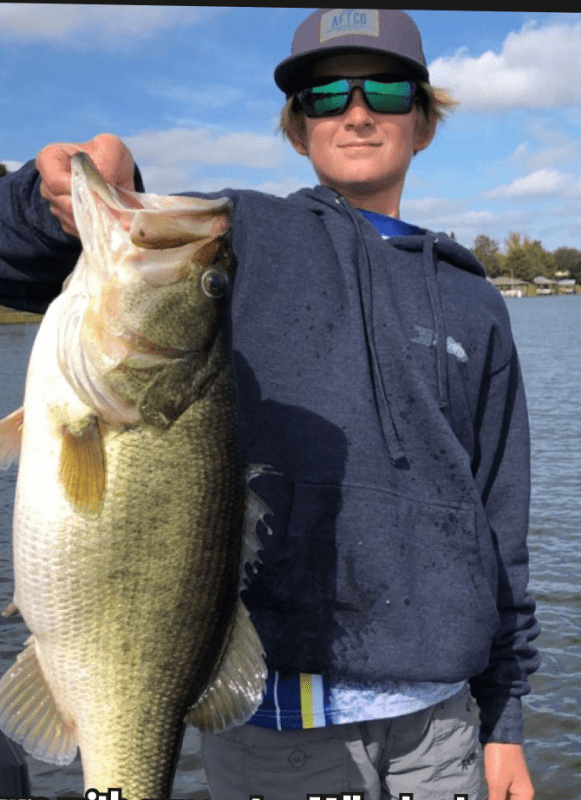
[413,111,437,155]
[287,117,309,156]
[293,136,309,156]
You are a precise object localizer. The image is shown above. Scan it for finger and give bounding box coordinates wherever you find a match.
[49,207,77,238]
[53,207,78,238]
[89,133,136,190]
[36,141,78,198]
[36,134,135,238]
[39,181,78,237]
[36,134,134,200]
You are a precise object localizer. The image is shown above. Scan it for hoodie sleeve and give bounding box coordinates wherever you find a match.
[469,328,541,744]
[0,159,145,313]
[0,160,81,312]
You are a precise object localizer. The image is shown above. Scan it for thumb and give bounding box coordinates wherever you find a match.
[83,133,135,190]
[36,134,135,237]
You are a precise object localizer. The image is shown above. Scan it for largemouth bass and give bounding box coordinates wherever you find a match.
[0,153,269,798]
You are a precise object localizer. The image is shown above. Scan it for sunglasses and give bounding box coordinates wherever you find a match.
[294,74,418,118]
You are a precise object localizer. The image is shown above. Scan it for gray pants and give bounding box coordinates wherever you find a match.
[200,684,481,800]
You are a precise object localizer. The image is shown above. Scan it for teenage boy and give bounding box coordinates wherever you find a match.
[0,9,539,800]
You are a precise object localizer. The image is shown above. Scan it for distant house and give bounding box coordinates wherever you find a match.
[488,276,529,298]
[533,276,555,295]
[557,278,576,294]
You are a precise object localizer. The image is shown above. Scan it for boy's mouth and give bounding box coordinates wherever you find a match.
[339,142,381,148]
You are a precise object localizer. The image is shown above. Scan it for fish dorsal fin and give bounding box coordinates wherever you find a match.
[0,406,24,468]
[59,416,106,514]
[0,636,78,765]
[186,598,267,732]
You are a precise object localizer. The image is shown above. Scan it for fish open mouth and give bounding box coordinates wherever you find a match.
[72,152,232,252]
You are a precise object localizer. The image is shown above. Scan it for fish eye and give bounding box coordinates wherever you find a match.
[201,269,228,299]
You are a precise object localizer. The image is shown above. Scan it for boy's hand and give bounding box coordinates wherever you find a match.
[484,742,535,799]
[36,133,135,238]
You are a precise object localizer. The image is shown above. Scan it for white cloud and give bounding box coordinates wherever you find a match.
[486,169,571,199]
[0,159,23,172]
[125,128,287,172]
[429,20,581,110]
[398,196,562,250]
[565,178,581,198]
[0,4,223,49]
[132,166,310,199]
[509,136,581,173]
[252,177,310,198]
[401,198,499,246]
[401,197,463,218]
[137,164,192,196]
[140,80,245,110]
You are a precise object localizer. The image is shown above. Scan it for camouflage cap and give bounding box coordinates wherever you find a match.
[274,8,429,95]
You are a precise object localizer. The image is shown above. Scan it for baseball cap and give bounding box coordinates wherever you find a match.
[274,8,429,96]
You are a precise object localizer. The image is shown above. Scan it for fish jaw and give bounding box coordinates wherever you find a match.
[59,152,235,428]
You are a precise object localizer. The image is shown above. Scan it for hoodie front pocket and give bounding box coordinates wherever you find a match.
[329,482,500,682]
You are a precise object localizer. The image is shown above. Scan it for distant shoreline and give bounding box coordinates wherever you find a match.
[0,306,43,324]
[0,289,579,323]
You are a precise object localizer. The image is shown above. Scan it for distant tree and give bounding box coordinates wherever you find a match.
[505,242,532,282]
[504,232,554,282]
[448,231,456,240]
[526,238,555,279]
[505,231,522,254]
[553,247,581,283]
[496,251,507,276]
[471,234,502,276]
[0,163,8,178]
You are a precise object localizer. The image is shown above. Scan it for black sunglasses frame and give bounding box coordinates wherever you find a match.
[293,73,423,118]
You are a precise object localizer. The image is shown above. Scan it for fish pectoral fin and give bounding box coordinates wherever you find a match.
[0,406,24,468]
[240,464,278,589]
[0,636,78,765]
[1,601,19,618]
[186,598,267,733]
[59,416,106,514]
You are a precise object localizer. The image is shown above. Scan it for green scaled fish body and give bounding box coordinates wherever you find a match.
[0,154,268,798]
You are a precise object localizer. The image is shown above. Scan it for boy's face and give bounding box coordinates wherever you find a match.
[292,53,434,215]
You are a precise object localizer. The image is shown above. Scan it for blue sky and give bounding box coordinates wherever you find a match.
[1,6,580,253]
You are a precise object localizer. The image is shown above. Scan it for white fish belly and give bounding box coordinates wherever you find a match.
[12,298,243,794]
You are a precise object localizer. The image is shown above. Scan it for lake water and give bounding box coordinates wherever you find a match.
[0,295,580,799]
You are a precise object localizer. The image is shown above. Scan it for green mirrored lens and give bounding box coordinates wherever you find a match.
[364,80,413,113]
[309,79,350,115]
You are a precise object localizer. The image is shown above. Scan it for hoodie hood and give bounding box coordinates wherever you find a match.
[392,232,486,278]
[287,184,486,278]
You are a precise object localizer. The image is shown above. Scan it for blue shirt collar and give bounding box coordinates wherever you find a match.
[358,208,421,239]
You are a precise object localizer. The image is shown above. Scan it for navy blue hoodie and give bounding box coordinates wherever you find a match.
[0,162,540,744]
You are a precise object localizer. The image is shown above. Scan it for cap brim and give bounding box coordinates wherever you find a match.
[274,45,429,95]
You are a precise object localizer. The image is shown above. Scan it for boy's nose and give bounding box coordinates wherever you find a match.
[343,88,374,120]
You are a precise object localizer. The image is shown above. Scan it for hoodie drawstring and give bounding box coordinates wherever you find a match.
[315,189,451,465]
[422,233,449,412]
[335,200,408,467]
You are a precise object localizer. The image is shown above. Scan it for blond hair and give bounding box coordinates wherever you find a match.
[279,82,459,149]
